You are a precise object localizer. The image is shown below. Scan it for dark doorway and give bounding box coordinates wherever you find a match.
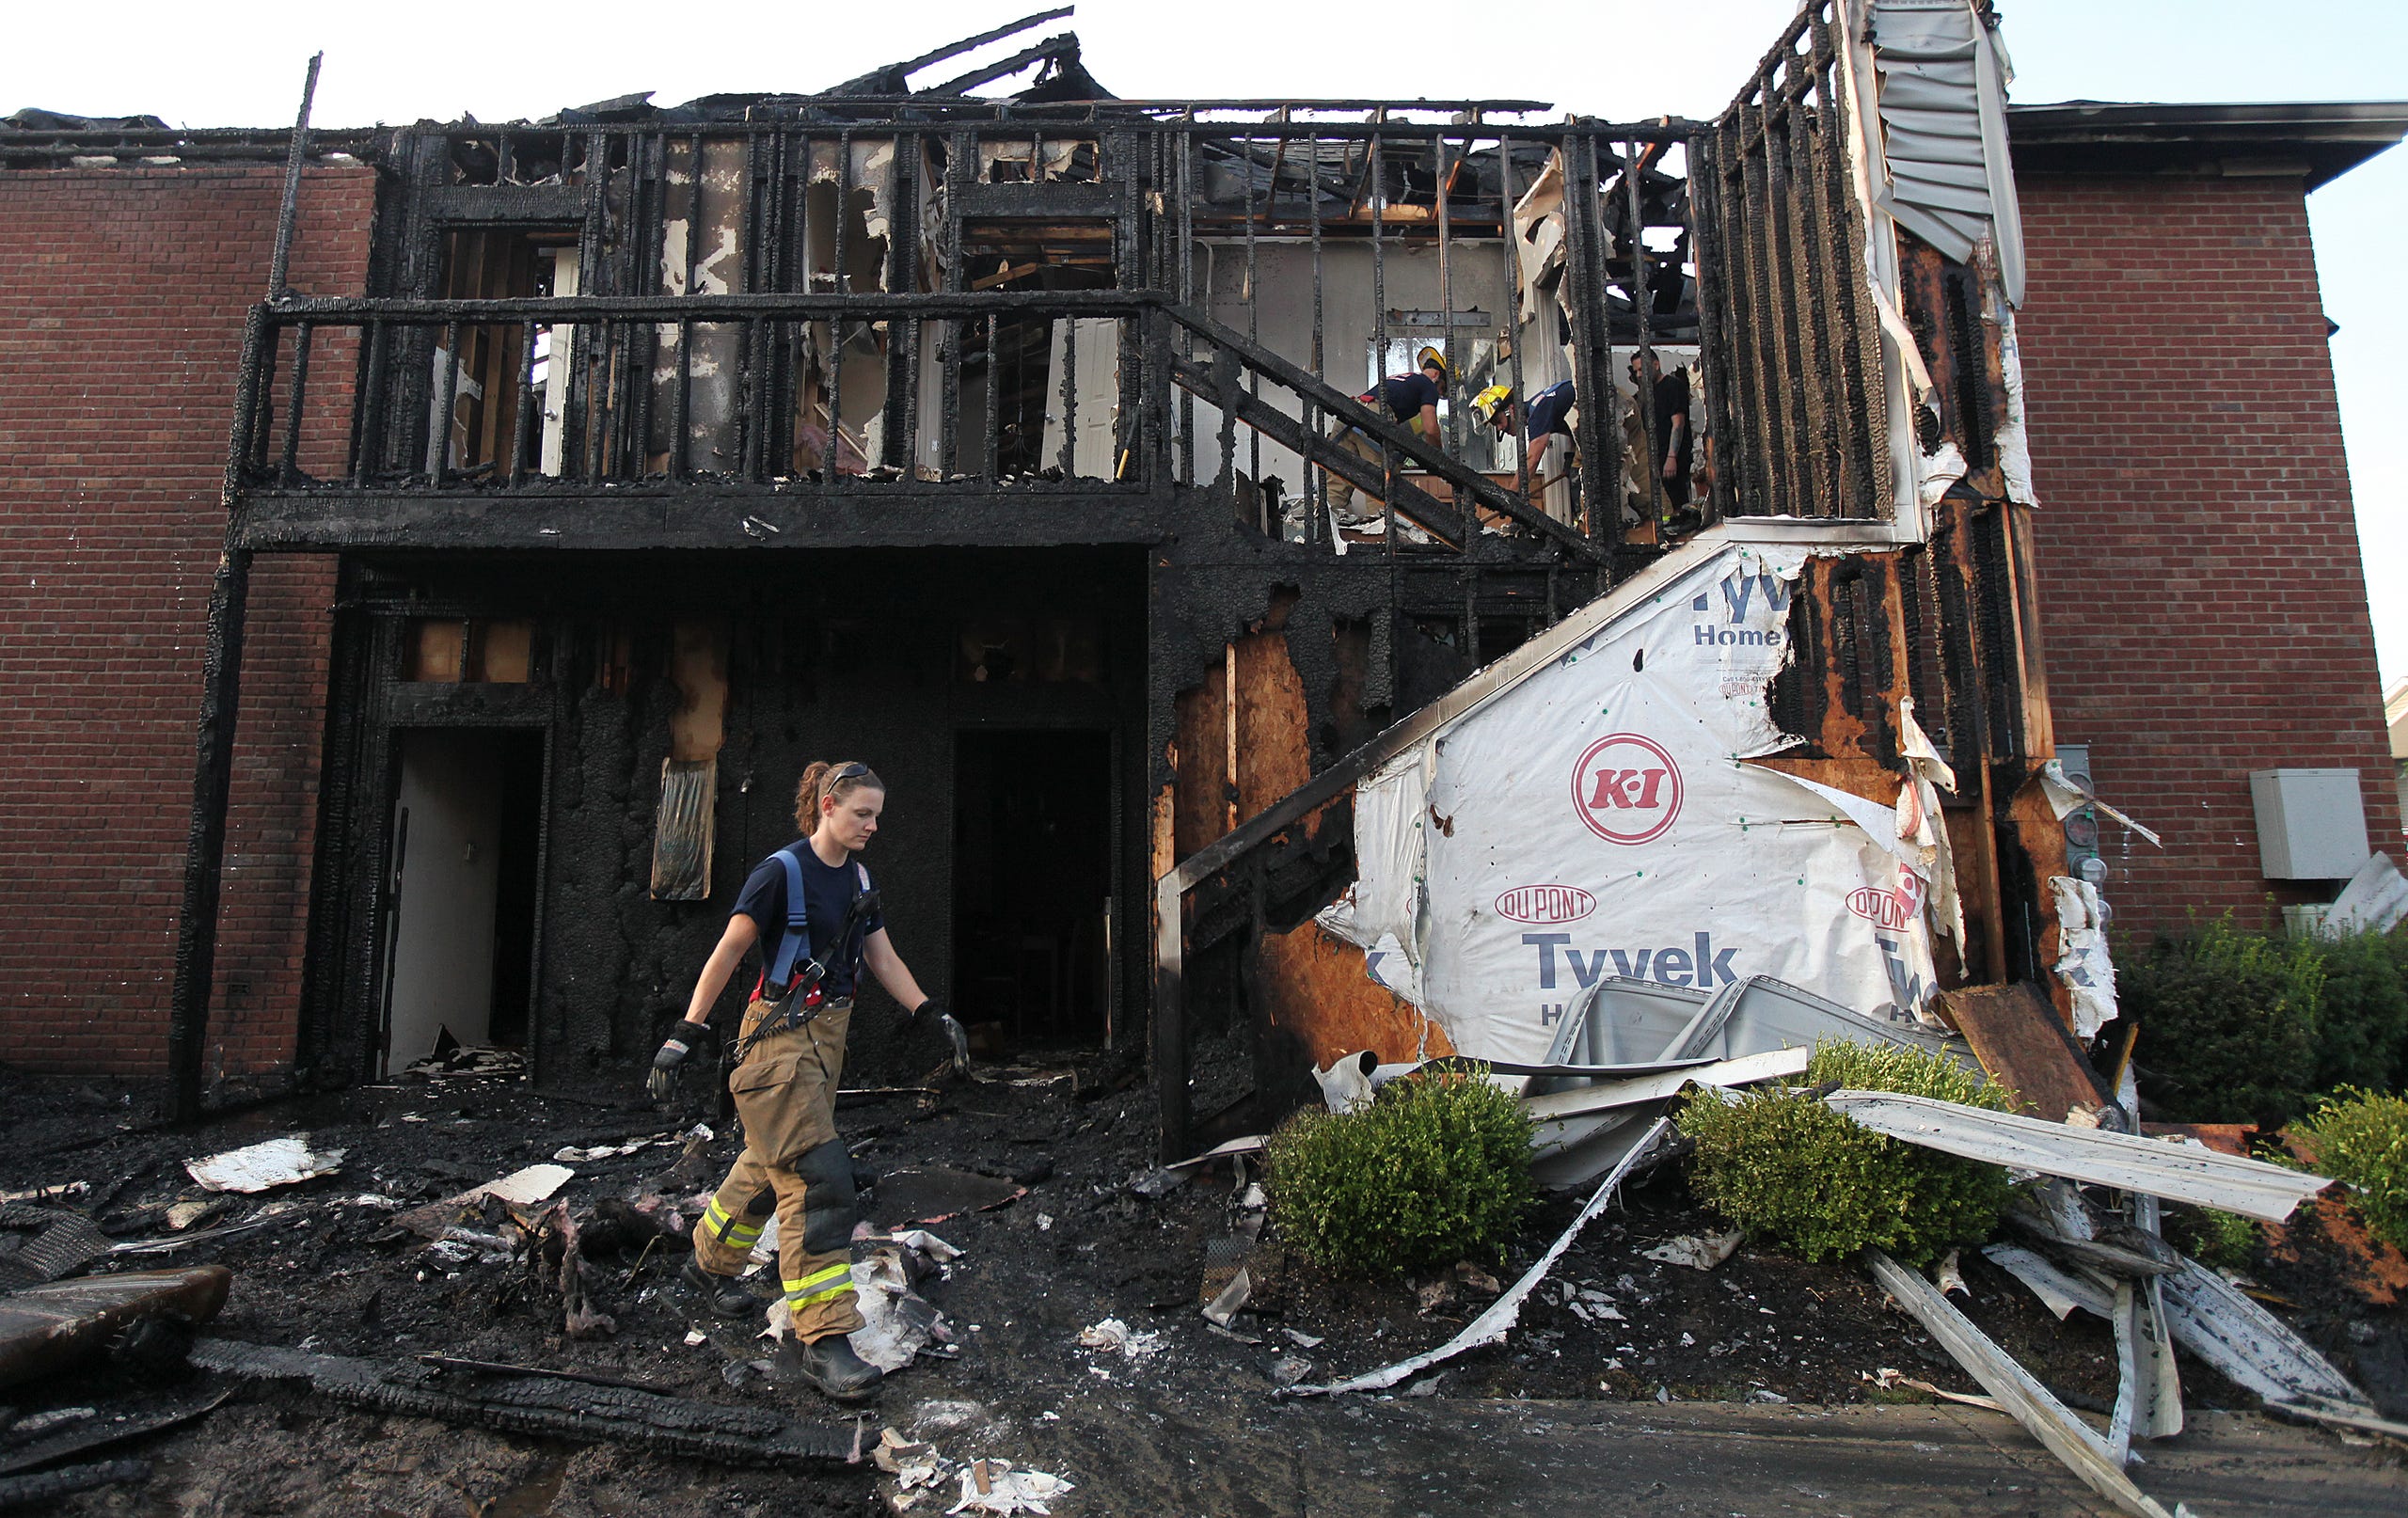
[951,729,1114,1052]
[380,727,546,1071]
[486,733,545,1048]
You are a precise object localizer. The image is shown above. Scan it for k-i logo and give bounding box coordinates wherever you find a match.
[1572,733,1683,845]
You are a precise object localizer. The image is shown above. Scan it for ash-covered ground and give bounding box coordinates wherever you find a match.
[3,1058,2402,1517]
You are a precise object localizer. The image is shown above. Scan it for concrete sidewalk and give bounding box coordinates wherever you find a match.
[1022,1391,2407,1516]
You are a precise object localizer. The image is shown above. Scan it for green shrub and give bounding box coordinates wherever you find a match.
[1675,1038,2017,1268]
[2308,930,2408,1094]
[2295,1087,2408,1252]
[2120,918,2323,1126]
[2161,1204,2260,1272]
[1265,1068,1533,1277]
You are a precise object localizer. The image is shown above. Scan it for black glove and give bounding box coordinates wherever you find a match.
[647,1020,712,1102]
[912,999,971,1077]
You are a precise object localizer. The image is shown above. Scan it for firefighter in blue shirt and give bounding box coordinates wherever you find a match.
[1323,345,1450,524]
[1470,379,1577,480]
[646,758,944,1403]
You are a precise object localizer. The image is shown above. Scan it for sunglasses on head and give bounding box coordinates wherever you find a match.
[830,762,872,783]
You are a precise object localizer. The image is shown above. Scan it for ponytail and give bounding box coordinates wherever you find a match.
[794,759,883,832]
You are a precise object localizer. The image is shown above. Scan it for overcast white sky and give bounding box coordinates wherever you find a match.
[8,0,2402,681]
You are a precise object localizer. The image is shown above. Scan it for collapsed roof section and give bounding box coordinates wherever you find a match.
[547,8,1114,127]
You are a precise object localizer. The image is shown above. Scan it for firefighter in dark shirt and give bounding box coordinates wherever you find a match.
[1628,349,1692,511]
[1470,379,1577,480]
[646,759,941,1402]
[1323,345,1451,524]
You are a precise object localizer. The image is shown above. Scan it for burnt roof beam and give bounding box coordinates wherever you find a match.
[821,7,1075,96]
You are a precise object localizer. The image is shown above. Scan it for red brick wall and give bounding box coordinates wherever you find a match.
[2016,175,2399,938]
[0,164,372,1077]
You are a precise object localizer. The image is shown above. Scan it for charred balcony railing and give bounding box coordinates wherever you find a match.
[232,57,1892,538]
[232,290,1161,493]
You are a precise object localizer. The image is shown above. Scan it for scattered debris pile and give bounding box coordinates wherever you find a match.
[0,1024,2402,1514]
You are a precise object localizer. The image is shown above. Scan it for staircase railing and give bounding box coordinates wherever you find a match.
[1158,302,1608,563]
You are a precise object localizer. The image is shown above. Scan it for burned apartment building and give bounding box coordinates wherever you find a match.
[1,3,2396,1160]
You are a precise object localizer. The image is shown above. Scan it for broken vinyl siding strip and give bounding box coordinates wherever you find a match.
[2107,1274,2183,1456]
[1429,1053,1721,1085]
[1982,1242,2113,1320]
[2115,1196,2182,1446]
[1825,1091,2329,1222]
[2156,1255,2370,1411]
[1519,1046,1809,1122]
[1862,1250,2183,1518]
[2323,851,2408,938]
[1279,1117,1674,1399]
[2266,1396,2408,1444]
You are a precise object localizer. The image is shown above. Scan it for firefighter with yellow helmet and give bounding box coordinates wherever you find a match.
[1322,344,1450,524]
[1469,377,1577,479]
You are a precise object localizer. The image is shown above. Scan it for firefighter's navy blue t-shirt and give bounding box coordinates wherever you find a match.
[1373,372,1442,423]
[732,840,883,999]
[1525,380,1576,441]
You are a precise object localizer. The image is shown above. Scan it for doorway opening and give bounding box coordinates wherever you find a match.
[951,729,1115,1053]
[380,728,546,1075]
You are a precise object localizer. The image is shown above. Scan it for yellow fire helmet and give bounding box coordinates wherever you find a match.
[1415,344,1453,384]
[1470,384,1514,428]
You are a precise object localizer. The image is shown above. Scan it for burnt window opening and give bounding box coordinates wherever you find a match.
[435,227,578,479]
[403,618,538,684]
[956,615,1105,684]
[447,130,574,187]
[1481,617,1536,667]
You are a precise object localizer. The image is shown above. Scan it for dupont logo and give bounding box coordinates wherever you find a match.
[1847,883,1920,931]
[1572,734,1683,846]
[1496,884,1596,925]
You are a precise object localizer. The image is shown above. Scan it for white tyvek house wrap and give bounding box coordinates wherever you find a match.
[1323,540,1942,1065]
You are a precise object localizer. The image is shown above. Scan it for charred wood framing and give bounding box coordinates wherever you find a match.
[149,4,2040,1133]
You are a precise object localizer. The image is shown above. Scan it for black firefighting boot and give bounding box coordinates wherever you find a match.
[680,1258,759,1319]
[779,1331,882,1401]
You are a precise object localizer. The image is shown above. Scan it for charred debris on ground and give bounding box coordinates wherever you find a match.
[1,1044,2404,1514]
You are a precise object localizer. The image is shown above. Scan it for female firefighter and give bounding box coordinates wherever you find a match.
[645,759,942,1401]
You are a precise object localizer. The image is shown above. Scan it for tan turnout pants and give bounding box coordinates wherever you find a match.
[689,997,863,1341]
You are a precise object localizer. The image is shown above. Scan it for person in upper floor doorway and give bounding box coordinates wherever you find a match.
[645,758,944,1403]
[1323,344,1451,526]
[1628,348,1693,522]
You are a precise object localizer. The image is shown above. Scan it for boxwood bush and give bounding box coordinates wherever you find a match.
[1265,1068,1533,1277]
[2295,1087,2408,1252]
[1676,1039,2017,1267]
[2121,919,2408,1127]
[2120,919,2324,1126]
